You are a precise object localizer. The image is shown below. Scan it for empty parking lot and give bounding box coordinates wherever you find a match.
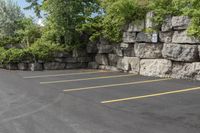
[0,69,200,133]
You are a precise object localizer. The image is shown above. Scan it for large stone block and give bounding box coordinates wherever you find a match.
[76,57,92,63]
[53,52,70,58]
[73,48,88,57]
[44,62,65,70]
[28,63,43,71]
[113,45,123,57]
[198,46,200,57]
[172,16,190,30]
[146,12,154,29]
[134,43,163,59]
[6,63,18,70]
[172,30,200,44]
[140,59,172,77]
[88,62,99,69]
[123,44,135,57]
[18,63,28,71]
[162,43,198,62]
[95,54,109,65]
[63,57,78,63]
[97,44,113,54]
[99,65,119,71]
[87,41,98,54]
[123,32,136,43]
[65,63,88,69]
[161,16,172,32]
[117,57,140,74]
[136,32,152,43]
[159,32,173,43]
[171,62,200,80]
[127,21,145,32]
[108,54,119,66]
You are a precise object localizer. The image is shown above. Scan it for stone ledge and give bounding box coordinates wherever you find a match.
[171,62,200,80]
[162,43,199,62]
[172,30,200,44]
[135,43,163,59]
[140,59,172,77]
[117,57,140,74]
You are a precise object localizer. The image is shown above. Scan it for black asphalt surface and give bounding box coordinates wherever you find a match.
[0,69,200,133]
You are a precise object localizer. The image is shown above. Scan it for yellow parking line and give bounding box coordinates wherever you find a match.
[40,74,137,84]
[63,78,172,92]
[24,70,109,79]
[101,86,200,104]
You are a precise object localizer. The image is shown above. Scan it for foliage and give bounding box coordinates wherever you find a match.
[0,48,29,64]
[0,0,23,36]
[149,0,200,38]
[16,18,42,47]
[26,0,100,47]
[28,40,65,62]
[101,0,149,42]
[175,0,200,38]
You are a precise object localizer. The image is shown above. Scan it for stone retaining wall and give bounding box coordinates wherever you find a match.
[87,14,200,80]
[2,48,92,71]
[3,13,200,81]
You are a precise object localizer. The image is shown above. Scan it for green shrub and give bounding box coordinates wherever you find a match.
[0,48,28,64]
[101,0,149,42]
[29,40,65,62]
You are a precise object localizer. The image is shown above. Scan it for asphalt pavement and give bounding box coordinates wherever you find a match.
[0,69,200,133]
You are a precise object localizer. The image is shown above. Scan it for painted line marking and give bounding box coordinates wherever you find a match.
[24,70,109,79]
[63,78,172,92]
[40,74,137,84]
[101,86,200,104]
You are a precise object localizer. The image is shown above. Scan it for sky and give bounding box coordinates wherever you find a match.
[14,0,36,17]
[13,0,44,25]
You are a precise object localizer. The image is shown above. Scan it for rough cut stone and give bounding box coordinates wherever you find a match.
[97,44,113,54]
[172,30,200,44]
[99,65,119,71]
[146,12,154,28]
[161,16,172,32]
[95,54,109,65]
[6,63,18,70]
[88,62,99,69]
[162,43,198,62]
[140,59,172,77]
[127,21,145,32]
[28,63,43,71]
[44,62,65,70]
[18,63,28,71]
[123,32,136,43]
[117,57,140,74]
[172,16,190,30]
[171,62,200,80]
[123,44,135,57]
[73,48,87,57]
[159,32,173,43]
[136,32,152,43]
[134,43,163,59]
[87,41,98,53]
[77,57,92,63]
[54,52,70,58]
[108,54,119,66]
[63,57,78,63]
[198,46,200,57]
[65,63,88,69]
[113,45,123,57]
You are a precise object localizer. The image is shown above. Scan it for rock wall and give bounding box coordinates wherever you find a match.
[3,48,92,71]
[87,14,200,80]
[3,13,200,81]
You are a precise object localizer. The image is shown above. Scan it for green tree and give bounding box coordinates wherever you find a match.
[26,0,100,47]
[16,18,42,47]
[0,0,23,36]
